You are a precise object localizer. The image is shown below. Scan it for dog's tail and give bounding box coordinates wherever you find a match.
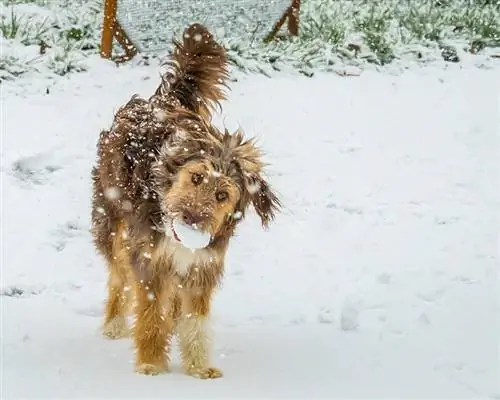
[155,23,229,120]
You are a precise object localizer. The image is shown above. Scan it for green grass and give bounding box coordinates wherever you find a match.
[1,0,499,79]
[354,5,396,65]
[0,0,100,79]
[0,6,49,45]
[225,0,500,72]
[291,0,500,65]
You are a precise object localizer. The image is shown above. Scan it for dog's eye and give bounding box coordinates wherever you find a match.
[191,173,203,185]
[215,191,228,202]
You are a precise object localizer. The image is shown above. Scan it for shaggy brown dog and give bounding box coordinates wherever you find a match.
[90,23,281,378]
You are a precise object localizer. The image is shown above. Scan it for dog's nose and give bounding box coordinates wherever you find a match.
[182,211,203,226]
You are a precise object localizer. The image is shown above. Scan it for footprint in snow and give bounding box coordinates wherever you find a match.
[338,145,362,154]
[10,149,75,187]
[218,347,241,359]
[325,202,364,215]
[0,284,45,298]
[50,220,85,252]
[434,216,460,225]
[75,305,103,317]
[318,308,335,324]
[376,273,391,285]
[340,297,362,332]
[289,315,307,325]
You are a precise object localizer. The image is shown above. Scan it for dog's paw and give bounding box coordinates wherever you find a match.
[135,363,167,376]
[188,366,223,379]
[103,317,129,339]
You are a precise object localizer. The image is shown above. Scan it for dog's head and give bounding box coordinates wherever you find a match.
[152,119,281,238]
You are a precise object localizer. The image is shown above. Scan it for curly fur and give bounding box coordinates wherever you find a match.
[90,23,281,377]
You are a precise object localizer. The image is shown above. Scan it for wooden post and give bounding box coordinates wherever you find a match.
[100,0,138,62]
[287,0,300,36]
[102,0,299,61]
[100,0,117,58]
[264,0,301,43]
[114,22,138,61]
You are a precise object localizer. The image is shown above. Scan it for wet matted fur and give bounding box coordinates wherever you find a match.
[90,23,281,378]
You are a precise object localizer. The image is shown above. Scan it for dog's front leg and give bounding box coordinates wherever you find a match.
[176,288,223,379]
[132,256,175,375]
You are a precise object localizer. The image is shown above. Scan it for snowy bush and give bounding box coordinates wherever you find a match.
[0,0,101,80]
[225,0,500,73]
[1,0,499,80]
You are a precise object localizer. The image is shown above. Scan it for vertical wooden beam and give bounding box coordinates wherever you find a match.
[287,0,300,36]
[264,12,287,43]
[264,0,301,43]
[114,23,139,62]
[101,0,118,58]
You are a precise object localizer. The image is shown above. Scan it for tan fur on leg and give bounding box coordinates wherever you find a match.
[103,222,132,339]
[133,278,175,375]
[103,273,129,339]
[176,292,222,379]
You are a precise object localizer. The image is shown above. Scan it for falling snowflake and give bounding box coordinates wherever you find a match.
[122,200,133,211]
[247,180,261,194]
[104,187,121,201]
[153,108,167,122]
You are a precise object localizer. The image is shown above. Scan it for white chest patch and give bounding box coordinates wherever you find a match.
[158,236,217,276]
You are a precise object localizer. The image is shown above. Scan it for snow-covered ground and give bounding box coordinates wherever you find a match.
[1,58,499,398]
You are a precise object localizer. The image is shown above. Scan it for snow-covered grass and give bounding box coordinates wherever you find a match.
[1,0,500,79]
[228,0,500,74]
[1,53,499,397]
[0,0,100,79]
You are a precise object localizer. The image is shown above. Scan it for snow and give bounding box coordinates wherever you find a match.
[170,220,212,250]
[1,58,499,398]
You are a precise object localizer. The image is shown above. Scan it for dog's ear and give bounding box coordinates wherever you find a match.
[224,129,281,228]
[245,173,281,229]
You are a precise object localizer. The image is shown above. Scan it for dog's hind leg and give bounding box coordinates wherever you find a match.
[103,220,132,339]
